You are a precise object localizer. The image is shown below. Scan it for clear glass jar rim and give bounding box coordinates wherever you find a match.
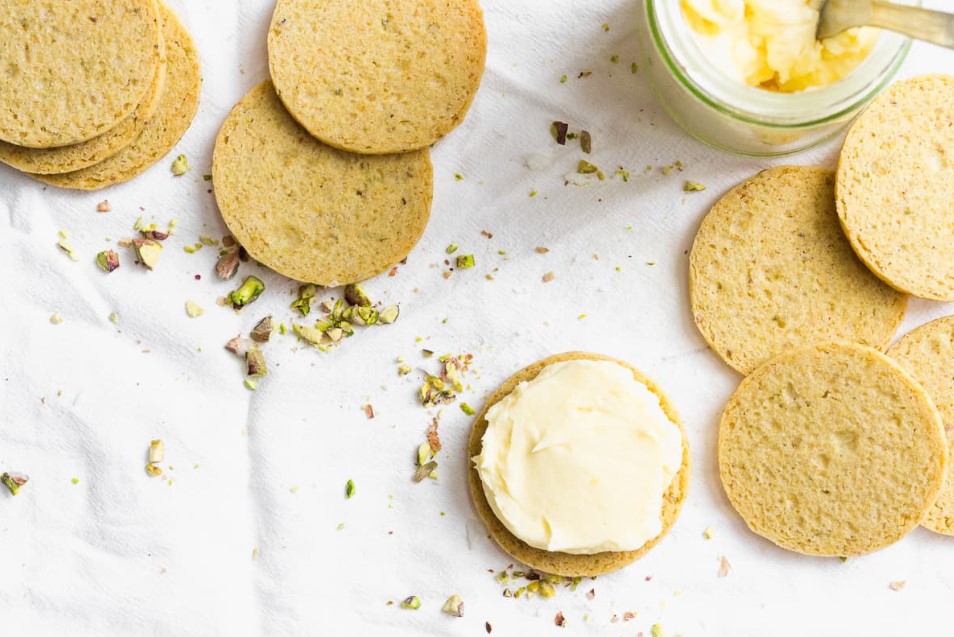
[646,0,915,127]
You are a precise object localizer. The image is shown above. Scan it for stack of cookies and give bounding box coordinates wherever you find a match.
[212,0,487,287]
[0,0,201,190]
[690,75,954,556]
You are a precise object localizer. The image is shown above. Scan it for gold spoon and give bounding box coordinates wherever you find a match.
[812,0,954,47]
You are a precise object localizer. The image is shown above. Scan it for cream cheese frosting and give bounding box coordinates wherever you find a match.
[474,360,683,555]
[682,0,879,92]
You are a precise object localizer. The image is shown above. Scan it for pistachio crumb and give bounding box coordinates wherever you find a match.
[461,402,476,416]
[133,238,163,270]
[71,477,80,485]
[610,54,619,63]
[616,169,631,182]
[251,316,273,343]
[185,301,204,318]
[456,254,475,269]
[246,347,267,377]
[684,180,707,192]
[364,404,375,419]
[442,594,464,617]
[400,596,421,610]
[559,74,567,84]
[889,580,906,591]
[445,243,459,254]
[345,479,355,499]
[577,160,599,175]
[171,154,191,176]
[535,246,550,254]
[580,130,592,154]
[631,62,639,74]
[651,624,663,637]
[704,528,713,540]
[148,439,165,464]
[602,22,610,31]
[551,121,569,145]
[529,189,538,197]
[344,283,372,307]
[229,276,265,309]
[108,312,119,324]
[554,611,566,627]
[1,472,29,495]
[96,249,120,273]
[719,555,731,577]
[215,247,241,280]
[50,313,64,325]
[542,271,555,283]
[244,379,257,391]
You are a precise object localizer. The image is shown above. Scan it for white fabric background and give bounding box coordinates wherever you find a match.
[2,1,953,635]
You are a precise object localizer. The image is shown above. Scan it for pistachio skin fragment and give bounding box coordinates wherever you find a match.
[96,250,120,273]
[229,276,265,310]
[215,248,240,280]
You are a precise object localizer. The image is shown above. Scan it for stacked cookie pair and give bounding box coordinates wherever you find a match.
[212,0,487,287]
[0,0,200,190]
[690,75,954,556]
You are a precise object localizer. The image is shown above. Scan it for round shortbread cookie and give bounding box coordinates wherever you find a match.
[467,352,690,577]
[889,316,954,536]
[690,166,907,376]
[211,81,433,286]
[719,343,947,557]
[267,0,486,154]
[0,0,163,148]
[836,75,954,301]
[35,2,200,191]
[0,30,167,175]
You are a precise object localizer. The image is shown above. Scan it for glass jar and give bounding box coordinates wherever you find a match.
[637,0,917,156]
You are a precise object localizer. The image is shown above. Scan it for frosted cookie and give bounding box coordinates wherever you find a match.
[211,81,432,286]
[0,0,163,148]
[468,352,689,577]
[690,166,907,375]
[719,343,947,557]
[267,0,486,154]
[36,2,200,190]
[0,33,167,175]
[836,75,954,301]
[889,316,954,536]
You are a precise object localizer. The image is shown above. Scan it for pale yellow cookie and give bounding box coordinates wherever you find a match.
[719,343,947,557]
[0,0,163,148]
[468,352,690,577]
[0,30,167,175]
[267,0,486,154]
[690,166,907,375]
[35,2,200,190]
[889,316,954,536]
[836,75,954,301]
[211,81,432,286]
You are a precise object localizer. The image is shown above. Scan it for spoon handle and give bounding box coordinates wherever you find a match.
[871,1,954,49]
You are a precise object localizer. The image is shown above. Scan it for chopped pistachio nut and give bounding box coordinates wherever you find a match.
[293,323,327,348]
[251,316,273,343]
[551,120,569,145]
[577,160,599,174]
[1,472,28,495]
[400,596,421,610]
[185,300,204,318]
[542,271,555,283]
[889,580,907,591]
[602,22,610,31]
[560,74,567,84]
[97,200,111,213]
[291,284,318,316]
[442,595,464,617]
[96,249,120,273]
[345,479,356,499]
[148,439,165,464]
[244,379,258,391]
[225,335,251,356]
[529,189,538,197]
[445,243,459,254]
[199,235,218,247]
[616,169,631,182]
[580,130,592,154]
[417,442,432,467]
[246,347,267,377]
[228,276,265,309]
[539,581,557,598]
[344,283,372,307]
[49,313,64,325]
[133,238,163,270]
[413,461,438,483]
[378,305,400,324]
[145,463,163,477]
[610,54,619,63]
[171,154,191,176]
[215,247,241,280]
[704,528,713,540]
[554,611,566,627]
[684,180,706,192]
[460,402,476,416]
[719,555,731,577]
[398,364,412,376]
[631,62,639,74]
[454,173,463,181]
[57,236,79,261]
[456,254,475,269]
[651,624,664,637]
[108,312,119,324]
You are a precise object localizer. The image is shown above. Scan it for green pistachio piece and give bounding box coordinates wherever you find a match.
[215,247,240,280]
[456,254,475,269]
[416,442,431,467]
[96,249,120,273]
[413,460,438,483]
[344,283,372,307]
[171,154,191,176]
[246,347,267,377]
[345,479,355,499]
[578,160,599,175]
[445,243,459,254]
[398,364,412,376]
[538,581,556,598]
[148,439,165,464]
[1,472,28,495]
[460,403,476,416]
[250,316,273,343]
[684,180,706,192]
[293,323,326,346]
[400,596,421,610]
[291,284,318,316]
[228,276,265,309]
[133,238,163,270]
[378,305,400,325]
[441,595,464,617]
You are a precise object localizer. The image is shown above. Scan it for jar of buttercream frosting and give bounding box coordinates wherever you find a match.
[638,0,919,156]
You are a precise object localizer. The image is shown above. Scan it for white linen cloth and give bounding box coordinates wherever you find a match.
[2,1,953,635]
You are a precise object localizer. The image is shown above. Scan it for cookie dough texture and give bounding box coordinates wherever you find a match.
[36,2,200,190]
[889,316,954,536]
[0,0,163,148]
[0,37,167,174]
[719,343,947,557]
[837,75,954,301]
[212,81,433,286]
[467,352,689,577]
[267,0,486,154]
[690,166,907,375]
